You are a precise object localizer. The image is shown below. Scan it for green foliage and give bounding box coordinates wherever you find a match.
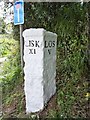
[12,25,19,41]
[0,18,5,33]
[5,23,13,34]
[0,36,22,106]
[56,3,88,118]
[0,35,14,57]
[11,2,88,118]
[47,110,57,118]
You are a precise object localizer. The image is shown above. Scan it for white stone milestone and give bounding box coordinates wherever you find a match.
[23,28,57,113]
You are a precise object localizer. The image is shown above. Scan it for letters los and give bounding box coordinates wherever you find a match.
[25,40,55,54]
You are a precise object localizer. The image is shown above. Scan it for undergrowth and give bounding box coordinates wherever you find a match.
[0,35,24,118]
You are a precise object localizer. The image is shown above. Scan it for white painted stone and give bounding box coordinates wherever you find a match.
[23,28,57,113]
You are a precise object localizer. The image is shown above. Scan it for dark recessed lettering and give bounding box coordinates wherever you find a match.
[29,40,34,47]
[29,49,33,54]
[44,41,48,48]
[52,41,55,47]
[48,49,51,55]
[29,49,36,54]
[44,41,55,48]
[34,49,36,54]
[49,41,52,47]
[35,41,40,47]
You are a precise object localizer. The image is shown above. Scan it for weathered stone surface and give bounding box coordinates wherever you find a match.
[23,28,57,113]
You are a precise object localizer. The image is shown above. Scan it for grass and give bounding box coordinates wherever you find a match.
[0,34,24,118]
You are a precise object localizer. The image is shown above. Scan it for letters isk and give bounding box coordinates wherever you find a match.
[25,40,40,47]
